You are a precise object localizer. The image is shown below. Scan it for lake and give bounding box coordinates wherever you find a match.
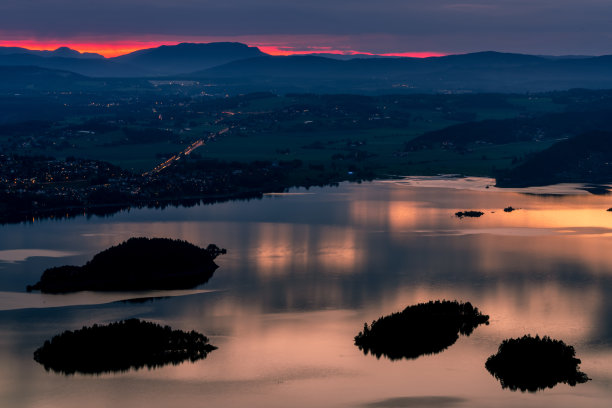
[1,176,611,408]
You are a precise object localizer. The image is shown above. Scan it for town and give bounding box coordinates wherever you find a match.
[3,87,612,223]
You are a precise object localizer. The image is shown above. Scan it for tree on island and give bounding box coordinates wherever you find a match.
[355,300,489,360]
[485,334,590,392]
[27,237,226,293]
[33,319,217,375]
[455,210,484,218]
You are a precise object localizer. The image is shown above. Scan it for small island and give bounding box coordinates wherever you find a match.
[503,206,517,212]
[485,335,590,392]
[33,319,217,375]
[27,237,226,293]
[355,300,489,361]
[455,210,484,218]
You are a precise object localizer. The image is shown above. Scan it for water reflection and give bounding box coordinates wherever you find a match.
[0,249,80,263]
[253,223,360,277]
[1,178,612,407]
[362,396,467,408]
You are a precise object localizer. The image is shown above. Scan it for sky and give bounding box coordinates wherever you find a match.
[1,0,611,57]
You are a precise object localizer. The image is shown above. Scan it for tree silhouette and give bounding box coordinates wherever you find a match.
[27,237,226,293]
[485,335,590,392]
[33,319,217,375]
[455,210,484,218]
[355,300,489,361]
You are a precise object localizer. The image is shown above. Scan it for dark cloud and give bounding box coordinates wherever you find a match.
[1,1,611,54]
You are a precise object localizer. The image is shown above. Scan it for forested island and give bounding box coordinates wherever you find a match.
[27,237,226,293]
[485,335,590,392]
[455,210,485,218]
[33,319,217,375]
[354,300,489,360]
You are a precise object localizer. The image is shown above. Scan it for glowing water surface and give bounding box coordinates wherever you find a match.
[1,177,611,407]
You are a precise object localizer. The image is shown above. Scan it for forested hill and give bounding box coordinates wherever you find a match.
[495,131,612,187]
[404,110,612,152]
[2,44,612,92]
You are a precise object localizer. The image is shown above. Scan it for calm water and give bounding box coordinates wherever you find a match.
[1,177,611,408]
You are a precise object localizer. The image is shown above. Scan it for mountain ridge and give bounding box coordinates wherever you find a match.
[188,51,612,93]
[1,43,612,92]
[111,42,266,75]
[0,46,104,59]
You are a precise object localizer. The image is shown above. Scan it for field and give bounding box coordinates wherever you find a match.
[0,89,602,178]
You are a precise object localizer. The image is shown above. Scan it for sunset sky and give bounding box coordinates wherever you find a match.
[1,1,611,57]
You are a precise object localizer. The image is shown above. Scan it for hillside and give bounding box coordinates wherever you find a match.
[112,42,265,75]
[405,110,612,152]
[2,44,612,92]
[496,131,612,187]
[0,53,145,77]
[192,51,612,93]
[0,66,95,90]
[0,42,266,77]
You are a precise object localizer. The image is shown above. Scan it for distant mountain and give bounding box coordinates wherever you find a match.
[112,42,266,75]
[0,46,104,59]
[190,51,612,93]
[0,66,154,93]
[0,53,150,77]
[0,42,267,77]
[2,44,612,93]
[496,131,612,187]
[0,66,92,91]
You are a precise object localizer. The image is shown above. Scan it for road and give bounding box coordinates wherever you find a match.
[143,127,229,176]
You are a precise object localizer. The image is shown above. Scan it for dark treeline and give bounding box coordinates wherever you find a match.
[354,300,489,361]
[485,335,590,392]
[0,153,371,225]
[27,237,226,293]
[33,319,217,375]
[405,110,612,152]
[496,131,612,187]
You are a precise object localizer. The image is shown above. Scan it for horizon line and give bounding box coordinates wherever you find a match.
[0,40,448,58]
[0,40,603,59]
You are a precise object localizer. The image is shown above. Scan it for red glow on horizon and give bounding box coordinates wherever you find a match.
[0,40,180,57]
[0,40,446,59]
[257,46,445,58]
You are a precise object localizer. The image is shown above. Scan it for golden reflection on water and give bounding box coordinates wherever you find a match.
[353,187,612,233]
[254,223,360,276]
[255,223,306,276]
